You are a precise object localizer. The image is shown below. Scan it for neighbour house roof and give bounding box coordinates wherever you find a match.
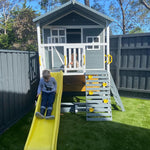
[33,0,113,27]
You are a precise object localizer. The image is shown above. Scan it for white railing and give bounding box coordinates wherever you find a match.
[64,45,85,73]
[40,43,109,74]
[41,43,107,47]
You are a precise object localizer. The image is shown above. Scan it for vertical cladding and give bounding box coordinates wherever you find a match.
[0,50,39,134]
[0,53,3,130]
[83,28,102,43]
[83,28,104,69]
[146,73,150,90]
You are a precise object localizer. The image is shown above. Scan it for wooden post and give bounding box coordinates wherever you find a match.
[36,22,42,77]
[103,28,105,70]
[116,36,121,89]
[106,22,110,72]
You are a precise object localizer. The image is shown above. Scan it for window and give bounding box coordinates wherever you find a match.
[47,28,66,43]
[86,36,100,50]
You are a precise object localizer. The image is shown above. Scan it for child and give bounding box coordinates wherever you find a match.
[68,53,79,68]
[36,70,57,119]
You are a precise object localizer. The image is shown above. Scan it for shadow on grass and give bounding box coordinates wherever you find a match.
[62,92,86,103]
[58,113,150,150]
[112,104,120,111]
[0,110,34,150]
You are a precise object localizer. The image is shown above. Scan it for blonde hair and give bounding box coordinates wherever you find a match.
[42,69,51,79]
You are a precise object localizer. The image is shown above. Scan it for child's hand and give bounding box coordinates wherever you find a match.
[36,94,40,97]
[35,100,37,107]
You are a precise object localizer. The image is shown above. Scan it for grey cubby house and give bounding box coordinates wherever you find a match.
[33,0,124,121]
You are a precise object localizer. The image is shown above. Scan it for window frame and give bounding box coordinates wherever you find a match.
[47,28,66,44]
[86,36,100,50]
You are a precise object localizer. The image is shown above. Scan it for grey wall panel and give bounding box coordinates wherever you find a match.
[83,28,103,43]
[0,50,39,134]
[53,47,64,69]
[86,50,104,69]
[83,28,104,70]
[45,49,52,70]
[49,12,98,26]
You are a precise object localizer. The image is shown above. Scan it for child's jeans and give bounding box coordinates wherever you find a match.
[40,91,56,116]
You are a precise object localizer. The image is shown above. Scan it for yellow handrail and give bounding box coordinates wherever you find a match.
[108,55,113,64]
[39,56,41,66]
[83,55,85,65]
[105,55,113,64]
[64,56,67,66]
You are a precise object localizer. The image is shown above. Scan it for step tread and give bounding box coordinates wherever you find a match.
[86,112,112,117]
[86,117,112,121]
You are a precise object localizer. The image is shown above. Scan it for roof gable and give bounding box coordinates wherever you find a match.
[49,12,99,26]
[33,0,113,27]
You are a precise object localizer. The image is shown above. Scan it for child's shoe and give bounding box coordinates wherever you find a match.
[45,115,55,119]
[35,112,44,119]
[45,109,55,119]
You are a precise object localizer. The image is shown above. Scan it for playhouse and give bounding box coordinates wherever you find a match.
[33,0,124,121]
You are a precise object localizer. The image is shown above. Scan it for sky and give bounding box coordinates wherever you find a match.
[25,0,150,35]
[26,0,88,14]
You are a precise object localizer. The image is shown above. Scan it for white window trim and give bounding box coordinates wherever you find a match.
[47,28,66,44]
[86,36,101,50]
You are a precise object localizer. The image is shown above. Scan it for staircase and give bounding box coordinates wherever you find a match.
[85,71,112,121]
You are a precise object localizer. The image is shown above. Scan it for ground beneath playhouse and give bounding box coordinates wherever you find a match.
[0,96,150,150]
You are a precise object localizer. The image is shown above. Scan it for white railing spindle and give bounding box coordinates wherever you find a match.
[78,48,81,68]
[74,48,76,69]
[69,48,71,68]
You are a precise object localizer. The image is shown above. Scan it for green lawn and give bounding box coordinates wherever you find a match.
[0,96,150,150]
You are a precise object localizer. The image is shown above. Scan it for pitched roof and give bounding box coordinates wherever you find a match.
[33,0,113,26]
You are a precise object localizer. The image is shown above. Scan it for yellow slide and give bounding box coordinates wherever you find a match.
[24,71,63,150]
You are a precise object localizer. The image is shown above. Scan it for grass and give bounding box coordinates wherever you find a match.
[0,96,150,150]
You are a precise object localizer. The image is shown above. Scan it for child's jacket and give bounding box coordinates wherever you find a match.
[37,77,57,95]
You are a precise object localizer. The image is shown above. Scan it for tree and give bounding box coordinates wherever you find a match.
[140,0,150,10]
[0,0,20,35]
[84,0,90,6]
[129,26,143,33]
[39,0,90,12]
[92,0,105,13]
[12,7,38,50]
[39,0,60,12]
[59,0,70,4]
[92,0,149,34]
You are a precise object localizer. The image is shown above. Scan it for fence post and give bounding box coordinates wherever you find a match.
[116,36,121,89]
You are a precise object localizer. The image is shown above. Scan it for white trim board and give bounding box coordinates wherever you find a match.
[43,25,103,29]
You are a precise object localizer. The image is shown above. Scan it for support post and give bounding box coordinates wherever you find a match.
[106,22,110,72]
[103,28,105,70]
[64,46,67,73]
[36,22,43,77]
[116,36,121,89]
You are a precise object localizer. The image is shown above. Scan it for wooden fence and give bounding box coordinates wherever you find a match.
[110,33,150,94]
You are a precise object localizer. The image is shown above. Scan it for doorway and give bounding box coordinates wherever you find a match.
[66,29,81,43]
